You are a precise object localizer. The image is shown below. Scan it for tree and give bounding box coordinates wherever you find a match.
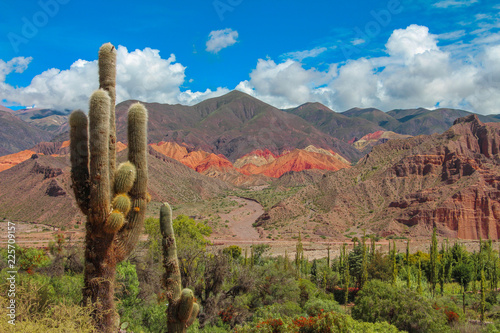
[481,268,486,323]
[361,232,368,288]
[430,227,438,297]
[453,258,473,314]
[417,259,423,295]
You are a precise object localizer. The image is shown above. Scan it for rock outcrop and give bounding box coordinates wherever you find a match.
[259,115,500,240]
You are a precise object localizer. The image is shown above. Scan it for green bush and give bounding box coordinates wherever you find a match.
[303,298,341,316]
[352,280,448,333]
[223,245,242,260]
[253,301,303,320]
[235,311,401,333]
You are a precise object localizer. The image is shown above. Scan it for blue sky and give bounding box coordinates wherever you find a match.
[1,0,500,114]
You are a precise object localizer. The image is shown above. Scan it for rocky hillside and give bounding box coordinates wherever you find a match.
[0,149,231,227]
[0,110,53,156]
[257,115,500,240]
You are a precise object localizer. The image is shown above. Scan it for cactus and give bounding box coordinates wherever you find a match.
[69,43,148,333]
[160,203,199,332]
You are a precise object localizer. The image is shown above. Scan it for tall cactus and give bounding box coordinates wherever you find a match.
[160,203,199,332]
[69,43,149,332]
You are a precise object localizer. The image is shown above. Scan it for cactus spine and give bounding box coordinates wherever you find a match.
[160,203,199,332]
[69,43,148,333]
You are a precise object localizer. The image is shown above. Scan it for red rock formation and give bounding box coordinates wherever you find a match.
[195,153,234,173]
[385,115,500,239]
[234,149,278,168]
[247,149,350,178]
[0,150,38,172]
[353,131,412,151]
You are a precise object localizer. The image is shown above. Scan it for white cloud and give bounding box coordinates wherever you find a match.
[386,25,439,60]
[236,25,500,114]
[351,39,366,46]
[0,46,222,111]
[433,0,478,8]
[235,58,330,108]
[281,47,328,61]
[206,28,239,54]
[0,57,32,82]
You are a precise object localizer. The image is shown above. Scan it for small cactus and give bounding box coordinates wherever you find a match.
[160,203,199,332]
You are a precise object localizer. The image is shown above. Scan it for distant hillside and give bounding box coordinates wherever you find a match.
[385,108,500,136]
[0,149,232,227]
[342,107,400,129]
[115,91,363,162]
[284,103,384,142]
[0,110,53,156]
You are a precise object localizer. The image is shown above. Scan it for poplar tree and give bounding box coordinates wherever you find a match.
[430,227,438,297]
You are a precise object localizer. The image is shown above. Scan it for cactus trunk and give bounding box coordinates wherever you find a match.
[160,203,199,333]
[70,43,148,332]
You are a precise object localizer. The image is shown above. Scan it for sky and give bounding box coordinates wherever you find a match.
[0,0,499,114]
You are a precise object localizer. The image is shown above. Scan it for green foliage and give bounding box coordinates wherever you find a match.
[352,279,449,332]
[251,244,271,264]
[235,310,401,333]
[0,271,95,332]
[223,245,242,260]
[303,298,341,316]
[253,301,303,320]
[0,245,50,273]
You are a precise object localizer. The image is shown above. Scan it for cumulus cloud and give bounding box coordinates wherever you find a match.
[206,28,239,54]
[0,46,224,111]
[236,24,500,114]
[235,58,331,108]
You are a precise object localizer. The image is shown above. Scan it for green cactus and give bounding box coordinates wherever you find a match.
[69,43,149,333]
[160,203,199,332]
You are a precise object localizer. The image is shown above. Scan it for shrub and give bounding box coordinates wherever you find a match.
[223,245,242,260]
[234,311,401,333]
[352,279,449,333]
[303,298,341,316]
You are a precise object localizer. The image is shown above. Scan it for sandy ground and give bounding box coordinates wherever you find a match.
[214,196,262,241]
[0,196,488,261]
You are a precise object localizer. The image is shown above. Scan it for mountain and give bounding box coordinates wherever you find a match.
[284,102,385,143]
[0,110,53,156]
[256,115,500,240]
[0,149,231,227]
[0,105,14,113]
[385,108,500,136]
[115,91,363,162]
[342,107,401,129]
[13,108,70,134]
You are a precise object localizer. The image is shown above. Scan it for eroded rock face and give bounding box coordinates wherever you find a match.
[46,179,66,197]
[261,115,500,240]
[383,116,500,238]
[31,161,63,179]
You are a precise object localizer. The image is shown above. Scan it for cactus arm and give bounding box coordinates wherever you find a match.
[69,109,90,214]
[98,43,117,195]
[160,203,182,302]
[186,303,200,327]
[115,103,148,261]
[88,90,111,224]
